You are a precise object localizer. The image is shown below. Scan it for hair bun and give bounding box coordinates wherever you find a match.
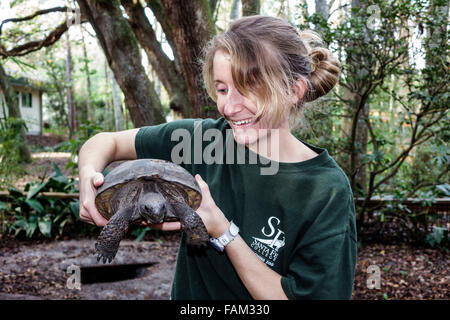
[298,30,341,101]
[306,46,341,101]
[308,47,328,74]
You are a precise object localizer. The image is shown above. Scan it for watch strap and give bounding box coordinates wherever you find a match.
[209,221,239,252]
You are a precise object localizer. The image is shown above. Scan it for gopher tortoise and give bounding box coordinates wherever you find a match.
[94,159,208,263]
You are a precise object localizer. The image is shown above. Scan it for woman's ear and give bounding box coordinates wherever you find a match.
[290,79,307,105]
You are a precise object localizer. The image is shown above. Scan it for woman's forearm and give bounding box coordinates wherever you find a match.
[79,129,139,175]
[194,175,289,300]
[225,236,288,300]
[78,132,117,174]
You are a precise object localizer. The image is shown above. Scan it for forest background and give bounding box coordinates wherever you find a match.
[0,0,448,254]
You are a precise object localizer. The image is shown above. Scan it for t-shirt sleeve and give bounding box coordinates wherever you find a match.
[135,118,199,165]
[280,193,358,300]
[134,118,225,174]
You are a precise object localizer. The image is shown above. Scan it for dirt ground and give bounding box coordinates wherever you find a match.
[0,236,179,300]
[0,236,448,300]
[352,243,448,300]
[0,138,448,300]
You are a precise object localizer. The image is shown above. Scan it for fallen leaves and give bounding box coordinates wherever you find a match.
[0,238,448,300]
[352,243,449,300]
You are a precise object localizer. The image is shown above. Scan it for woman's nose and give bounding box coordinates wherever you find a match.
[223,88,245,117]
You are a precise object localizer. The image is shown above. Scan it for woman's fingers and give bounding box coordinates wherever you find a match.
[147,221,181,231]
[195,174,212,199]
[79,171,108,227]
[92,172,104,188]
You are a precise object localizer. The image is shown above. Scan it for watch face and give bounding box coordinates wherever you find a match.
[219,237,229,246]
[230,223,239,236]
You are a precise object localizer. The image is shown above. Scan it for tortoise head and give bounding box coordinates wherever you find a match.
[138,183,168,224]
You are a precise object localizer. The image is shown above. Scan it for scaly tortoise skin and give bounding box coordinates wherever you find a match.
[94,159,208,263]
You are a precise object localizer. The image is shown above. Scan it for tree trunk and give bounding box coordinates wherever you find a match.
[103,60,111,127]
[65,31,75,138]
[111,71,123,131]
[77,0,165,127]
[120,0,189,118]
[315,0,328,21]
[352,100,369,193]
[80,27,93,122]
[0,61,31,163]
[425,1,448,70]
[230,0,240,20]
[157,0,218,119]
[340,0,369,195]
[299,0,309,25]
[242,0,260,16]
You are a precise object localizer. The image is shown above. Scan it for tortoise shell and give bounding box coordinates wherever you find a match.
[95,159,202,220]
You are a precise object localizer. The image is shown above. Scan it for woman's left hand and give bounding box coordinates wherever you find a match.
[195,174,230,238]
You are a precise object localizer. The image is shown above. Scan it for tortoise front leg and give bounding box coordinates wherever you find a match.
[169,201,209,248]
[95,206,134,263]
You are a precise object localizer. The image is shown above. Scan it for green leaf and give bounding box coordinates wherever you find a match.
[134,227,151,242]
[38,217,52,237]
[58,218,70,235]
[51,162,65,178]
[430,227,445,244]
[70,201,80,220]
[25,198,44,213]
[50,174,69,185]
[436,184,450,196]
[26,181,48,200]
[7,187,24,199]
[23,220,37,238]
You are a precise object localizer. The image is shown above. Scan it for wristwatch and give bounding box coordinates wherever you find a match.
[209,221,239,252]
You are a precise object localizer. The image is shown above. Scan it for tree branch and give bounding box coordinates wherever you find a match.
[146,0,176,52]
[0,17,87,58]
[372,132,434,192]
[120,0,188,113]
[0,6,69,35]
[406,167,449,198]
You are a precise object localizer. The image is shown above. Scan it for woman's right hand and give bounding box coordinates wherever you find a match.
[77,129,139,227]
[79,168,109,227]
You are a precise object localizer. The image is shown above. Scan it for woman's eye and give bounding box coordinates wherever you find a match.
[216,88,227,94]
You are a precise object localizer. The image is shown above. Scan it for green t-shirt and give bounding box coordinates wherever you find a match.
[135,117,357,300]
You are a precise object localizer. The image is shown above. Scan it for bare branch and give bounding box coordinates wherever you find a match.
[0,6,69,35]
[405,168,450,198]
[0,17,87,58]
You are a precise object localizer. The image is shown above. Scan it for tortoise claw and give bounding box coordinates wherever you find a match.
[94,242,116,264]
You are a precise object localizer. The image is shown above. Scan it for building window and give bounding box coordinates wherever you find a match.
[14,91,20,106]
[21,92,32,108]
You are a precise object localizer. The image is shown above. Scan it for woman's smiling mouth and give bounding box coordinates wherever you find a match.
[230,118,254,127]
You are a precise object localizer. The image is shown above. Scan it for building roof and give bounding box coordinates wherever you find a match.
[9,75,46,91]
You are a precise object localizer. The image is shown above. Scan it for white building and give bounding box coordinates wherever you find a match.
[0,76,44,135]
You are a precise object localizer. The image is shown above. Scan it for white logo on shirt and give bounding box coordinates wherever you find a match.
[250,216,285,267]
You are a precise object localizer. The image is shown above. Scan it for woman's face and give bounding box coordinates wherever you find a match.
[213,50,265,146]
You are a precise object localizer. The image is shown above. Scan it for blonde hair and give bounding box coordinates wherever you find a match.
[202,15,341,128]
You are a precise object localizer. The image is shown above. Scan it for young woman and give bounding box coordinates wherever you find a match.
[78,15,357,300]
